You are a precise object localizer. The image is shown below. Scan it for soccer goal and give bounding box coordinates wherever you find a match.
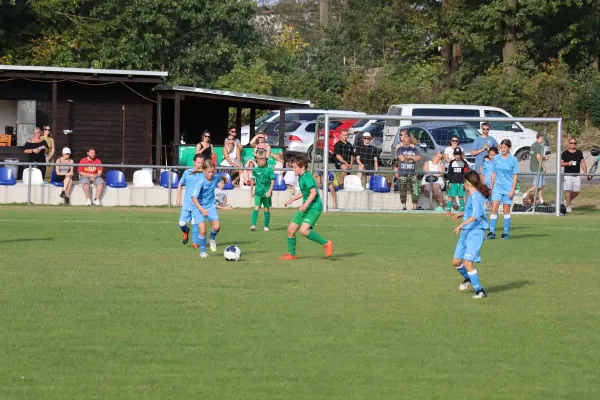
[309,114,565,216]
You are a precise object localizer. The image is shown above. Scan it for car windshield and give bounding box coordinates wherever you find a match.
[430,125,480,146]
[363,123,384,137]
[353,119,371,128]
[255,111,278,126]
[284,121,302,132]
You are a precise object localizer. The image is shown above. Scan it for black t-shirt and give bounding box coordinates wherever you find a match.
[24,140,49,164]
[334,140,355,163]
[356,143,377,167]
[447,159,467,184]
[561,150,584,174]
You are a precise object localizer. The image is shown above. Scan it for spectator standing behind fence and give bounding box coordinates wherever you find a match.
[355,132,378,181]
[422,151,445,212]
[397,133,421,210]
[55,147,74,204]
[523,132,548,204]
[443,135,464,165]
[42,125,55,179]
[78,147,105,206]
[196,130,215,162]
[334,129,355,187]
[472,123,498,173]
[23,127,49,178]
[561,138,587,213]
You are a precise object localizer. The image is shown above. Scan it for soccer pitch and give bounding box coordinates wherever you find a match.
[2,206,599,399]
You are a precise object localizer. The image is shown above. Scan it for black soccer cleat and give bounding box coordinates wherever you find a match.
[501,233,510,240]
[472,289,487,299]
[486,232,496,240]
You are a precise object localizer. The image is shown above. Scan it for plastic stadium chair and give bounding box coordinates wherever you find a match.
[106,170,127,188]
[132,169,154,188]
[343,175,364,191]
[51,170,64,187]
[369,175,390,193]
[217,172,234,190]
[160,171,179,188]
[0,167,16,185]
[273,174,287,191]
[22,167,44,185]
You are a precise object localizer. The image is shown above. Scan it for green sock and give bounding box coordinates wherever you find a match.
[307,230,328,245]
[251,209,258,226]
[287,237,296,255]
[264,211,270,228]
[447,201,453,212]
[459,198,465,209]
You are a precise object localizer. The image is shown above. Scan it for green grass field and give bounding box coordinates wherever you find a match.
[2,206,600,399]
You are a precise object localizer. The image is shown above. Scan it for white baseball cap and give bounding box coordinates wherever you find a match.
[362,132,372,138]
[62,147,71,154]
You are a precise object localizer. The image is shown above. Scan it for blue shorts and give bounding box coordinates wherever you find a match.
[453,229,484,263]
[491,190,513,205]
[192,206,219,223]
[179,208,196,224]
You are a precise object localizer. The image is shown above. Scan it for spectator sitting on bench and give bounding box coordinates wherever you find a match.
[55,147,74,204]
[78,147,105,206]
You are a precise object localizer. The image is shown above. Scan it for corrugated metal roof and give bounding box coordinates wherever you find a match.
[154,85,312,107]
[0,65,168,77]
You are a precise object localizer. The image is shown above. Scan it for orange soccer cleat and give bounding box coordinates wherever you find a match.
[279,254,298,260]
[182,230,189,245]
[324,240,334,258]
[192,244,199,249]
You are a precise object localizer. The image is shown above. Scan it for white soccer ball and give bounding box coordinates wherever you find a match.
[224,245,242,261]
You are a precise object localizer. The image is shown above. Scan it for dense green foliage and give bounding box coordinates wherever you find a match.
[3,0,600,132]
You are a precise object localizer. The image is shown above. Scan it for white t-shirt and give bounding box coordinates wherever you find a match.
[444,146,464,165]
[283,170,297,186]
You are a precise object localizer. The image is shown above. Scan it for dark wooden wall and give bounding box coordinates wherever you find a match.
[0,80,155,174]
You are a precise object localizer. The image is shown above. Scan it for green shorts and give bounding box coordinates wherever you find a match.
[254,195,272,208]
[447,183,465,197]
[291,208,322,227]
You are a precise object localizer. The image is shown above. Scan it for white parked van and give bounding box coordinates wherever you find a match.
[241,109,365,145]
[381,104,538,163]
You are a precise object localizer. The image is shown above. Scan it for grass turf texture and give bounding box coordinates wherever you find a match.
[1,206,599,399]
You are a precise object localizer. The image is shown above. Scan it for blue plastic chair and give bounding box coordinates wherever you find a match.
[106,170,127,188]
[0,167,16,185]
[273,174,287,191]
[370,175,390,193]
[51,170,64,187]
[160,171,179,188]
[217,172,234,190]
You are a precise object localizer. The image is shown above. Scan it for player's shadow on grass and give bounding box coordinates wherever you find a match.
[514,233,548,239]
[0,237,55,244]
[487,280,533,293]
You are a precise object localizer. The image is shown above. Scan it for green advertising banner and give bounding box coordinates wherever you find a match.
[177,146,282,167]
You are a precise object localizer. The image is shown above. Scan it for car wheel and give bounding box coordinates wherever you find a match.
[307,145,314,162]
[515,148,530,162]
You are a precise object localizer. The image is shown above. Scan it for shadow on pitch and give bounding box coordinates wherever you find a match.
[0,237,55,244]
[513,233,548,239]
[487,280,534,293]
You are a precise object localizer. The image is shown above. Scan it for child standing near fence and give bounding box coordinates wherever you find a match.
[446,147,467,215]
[250,150,275,232]
[451,170,491,299]
[281,157,333,260]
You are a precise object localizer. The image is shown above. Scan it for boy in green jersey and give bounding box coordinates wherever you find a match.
[250,150,275,232]
[281,157,333,260]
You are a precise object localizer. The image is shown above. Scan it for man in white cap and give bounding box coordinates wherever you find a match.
[355,131,379,181]
[55,147,74,204]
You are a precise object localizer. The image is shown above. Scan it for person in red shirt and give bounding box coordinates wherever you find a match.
[78,147,104,206]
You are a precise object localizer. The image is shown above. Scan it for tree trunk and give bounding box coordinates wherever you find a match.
[503,0,518,75]
[451,43,463,72]
[320,0,329,28]
[441,43,452,73]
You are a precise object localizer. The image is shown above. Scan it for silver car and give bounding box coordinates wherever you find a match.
[263,120,317,157]
[384,122,481,170]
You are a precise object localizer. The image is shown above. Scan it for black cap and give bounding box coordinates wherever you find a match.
[453,147,463,155]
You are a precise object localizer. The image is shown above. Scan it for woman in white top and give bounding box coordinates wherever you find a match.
[422,151,445,211]
[443,135,464,165]
[220,134,242,184]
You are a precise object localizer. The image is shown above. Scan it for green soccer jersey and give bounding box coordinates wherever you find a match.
[298,171,322,211]
[252,165,275,197]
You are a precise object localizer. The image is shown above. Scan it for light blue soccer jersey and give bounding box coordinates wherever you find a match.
[191,175,221,208]
[462,191,489,230]
[492,154,519,194]
[179,169,204,211]
[473,136,498,171]
[482,160,493,186]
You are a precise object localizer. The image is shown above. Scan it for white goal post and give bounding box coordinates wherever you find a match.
[311,114,563,216]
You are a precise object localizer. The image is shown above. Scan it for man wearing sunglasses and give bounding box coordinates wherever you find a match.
[561,138,587,213]
[472,122,498,173]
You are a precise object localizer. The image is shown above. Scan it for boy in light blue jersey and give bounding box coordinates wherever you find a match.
[452,170,491,299]
[176,154,204,248]
[190,160,226,258]
[488,139,519,240]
